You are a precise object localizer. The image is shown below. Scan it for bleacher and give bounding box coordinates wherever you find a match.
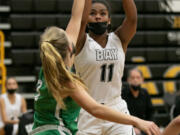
[0,0,180,126]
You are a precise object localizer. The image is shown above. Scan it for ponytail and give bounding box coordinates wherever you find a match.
[40,41,86,108]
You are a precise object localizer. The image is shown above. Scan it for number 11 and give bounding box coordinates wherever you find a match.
[100,63,114,82]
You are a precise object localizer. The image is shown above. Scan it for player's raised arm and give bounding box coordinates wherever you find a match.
[65,0,86,45]
[115,0,137,52]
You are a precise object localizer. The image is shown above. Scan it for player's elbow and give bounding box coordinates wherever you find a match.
[130,17,137,25]
[126,12,137,25]
[89,104,105,119]
[131,19,137,32]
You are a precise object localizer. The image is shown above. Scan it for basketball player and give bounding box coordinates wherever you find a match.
[30,0,160,135]
[74,0,160,134]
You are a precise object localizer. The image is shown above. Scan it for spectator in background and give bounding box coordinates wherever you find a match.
[0,77,27,135]
[122,68,154,135]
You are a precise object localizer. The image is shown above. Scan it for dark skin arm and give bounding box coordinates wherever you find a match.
[115,0,137,53]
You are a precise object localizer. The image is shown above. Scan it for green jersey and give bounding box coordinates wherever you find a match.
[33,69,81,135]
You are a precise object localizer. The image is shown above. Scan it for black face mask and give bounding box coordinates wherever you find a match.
[7,89,16,95]
[130,84,141,91]
[88,22,108,35]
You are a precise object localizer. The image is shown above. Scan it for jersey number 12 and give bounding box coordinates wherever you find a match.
[100,63,114,82]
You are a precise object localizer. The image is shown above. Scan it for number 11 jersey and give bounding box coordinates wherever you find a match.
[74,32,125,103]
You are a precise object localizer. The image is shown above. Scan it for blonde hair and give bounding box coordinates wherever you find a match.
[40,26,86,108]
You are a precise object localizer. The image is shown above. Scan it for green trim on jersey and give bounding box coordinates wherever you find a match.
[33,68,81,135]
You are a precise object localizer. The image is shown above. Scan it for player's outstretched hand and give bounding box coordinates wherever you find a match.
[136,118,161,135]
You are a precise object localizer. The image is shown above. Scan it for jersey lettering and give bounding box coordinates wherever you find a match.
[96,49,118,61]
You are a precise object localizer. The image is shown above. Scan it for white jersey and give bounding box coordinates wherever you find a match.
[1,93,22,120]
[74,32,125,103]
